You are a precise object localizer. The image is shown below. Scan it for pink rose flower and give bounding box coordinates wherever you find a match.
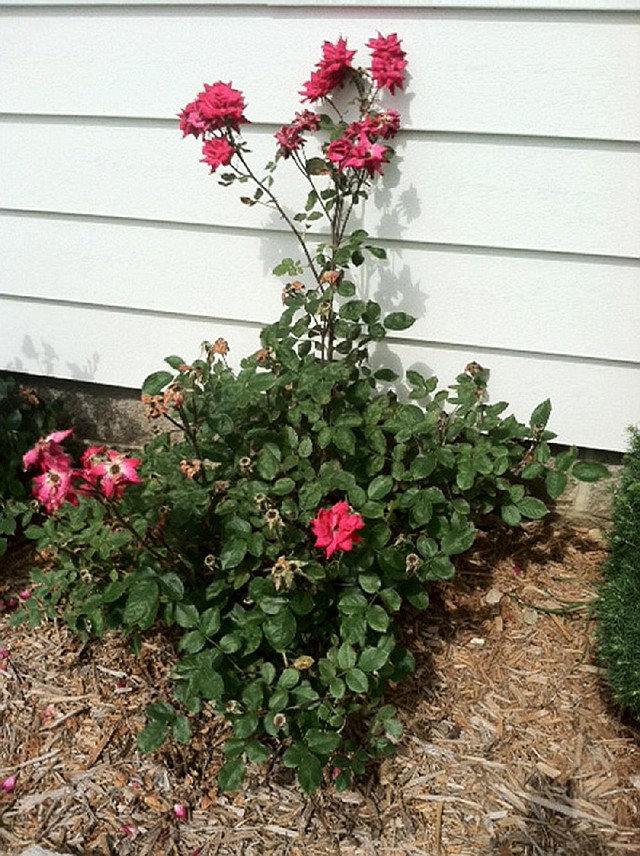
[32,464,78,514]
[23,428,74,472]
[173,803,187,820]
[201,136,236,172]
[367,33,407,95]
[327,132,389,177]
[300,37,356,103]
[88,451,142,499]
[195,81,248,132]
[178,100,210,139]
[310,501,364,559]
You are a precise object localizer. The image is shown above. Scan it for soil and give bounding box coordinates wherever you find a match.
[1,522,639,856]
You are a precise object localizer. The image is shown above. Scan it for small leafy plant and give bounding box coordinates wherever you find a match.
[0,376,62,557]
[20,34,602,793]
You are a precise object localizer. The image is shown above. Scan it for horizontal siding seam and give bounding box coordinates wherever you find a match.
[2,293,638,369]
[2,114,640,149]
[2,207,639,265]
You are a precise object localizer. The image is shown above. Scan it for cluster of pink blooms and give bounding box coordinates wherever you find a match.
[178,81,248,171]
[325,110,400,176]
[367,32,407,95]
[179,33,406,176]
[23,430,142,514]
[310,501,365,559]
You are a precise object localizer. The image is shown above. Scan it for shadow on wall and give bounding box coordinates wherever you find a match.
[7,335,101,383]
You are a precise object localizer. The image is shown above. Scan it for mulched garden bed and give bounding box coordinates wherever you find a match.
[1,522,639,855]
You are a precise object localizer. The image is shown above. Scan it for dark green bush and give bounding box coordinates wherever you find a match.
[597,428,640,717]
[0,376,62,557]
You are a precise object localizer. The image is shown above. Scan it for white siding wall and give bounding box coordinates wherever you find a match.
[1,1,639,451]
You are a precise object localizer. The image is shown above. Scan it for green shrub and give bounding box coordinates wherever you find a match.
[16,33,605,793]
[0,376,62,557]
[597,428,640,717]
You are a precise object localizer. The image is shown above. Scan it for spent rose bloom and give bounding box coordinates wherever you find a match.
[23,429,74,472]
[310,501,364,559]
[275,124,306,158]
[201,136,236,172]
[367,32,407,95]
[88,451,142,499]
[300,37,356,102]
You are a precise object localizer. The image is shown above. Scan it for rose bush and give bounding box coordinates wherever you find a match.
[17,34,605,794]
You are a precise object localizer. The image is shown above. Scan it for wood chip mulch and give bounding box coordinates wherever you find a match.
[1,522,639,855]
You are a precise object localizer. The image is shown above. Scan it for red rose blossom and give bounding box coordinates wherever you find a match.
[310,501,364,559]
[196,81,248,131]
[201,136,236,172]
[367,32,407,95]
[300,37,356,103]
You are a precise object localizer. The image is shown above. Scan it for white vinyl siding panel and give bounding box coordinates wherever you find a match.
[2,122,639,258]
[1,11,639,140]
[1,3,639,451]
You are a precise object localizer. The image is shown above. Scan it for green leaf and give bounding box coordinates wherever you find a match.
[305,729,341,755]
[220,538,247,570]
[345,668,369,694]
[358,572,381,594]
[233,713,259,739]
[146,702,175,723]
[179,630,206,654]
[245,741,270,764]
[218,758,246,792]
[368,475,394,501]
[572,461,610,482]
[366,605,390,632]
[23,524,44,540]
[530,399,552,429]
[374,369,399,382]
[199,607,221,636]
[123,580,159,629]
[337,642,357,670]
[277,668,300,690]
[297,753,323,794]
[441,525,476,556]
[383,312,416,332]
[367,245,387,259]
[159,573,184,601]
[172,715,192,745]
[283,742,306,768]
[256,448,279,480]
[142,371,173,396]
[194,668,224,701]
[175,603,200,629]
[545,469,568,499]
[306,157,328,176]
[164,354,186,369]
[516,497,548,520]
[264,608,296,651]
[329,678,345,699]
[501,504,522,526]
[137,721,168,754]
[359,647,388,673]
